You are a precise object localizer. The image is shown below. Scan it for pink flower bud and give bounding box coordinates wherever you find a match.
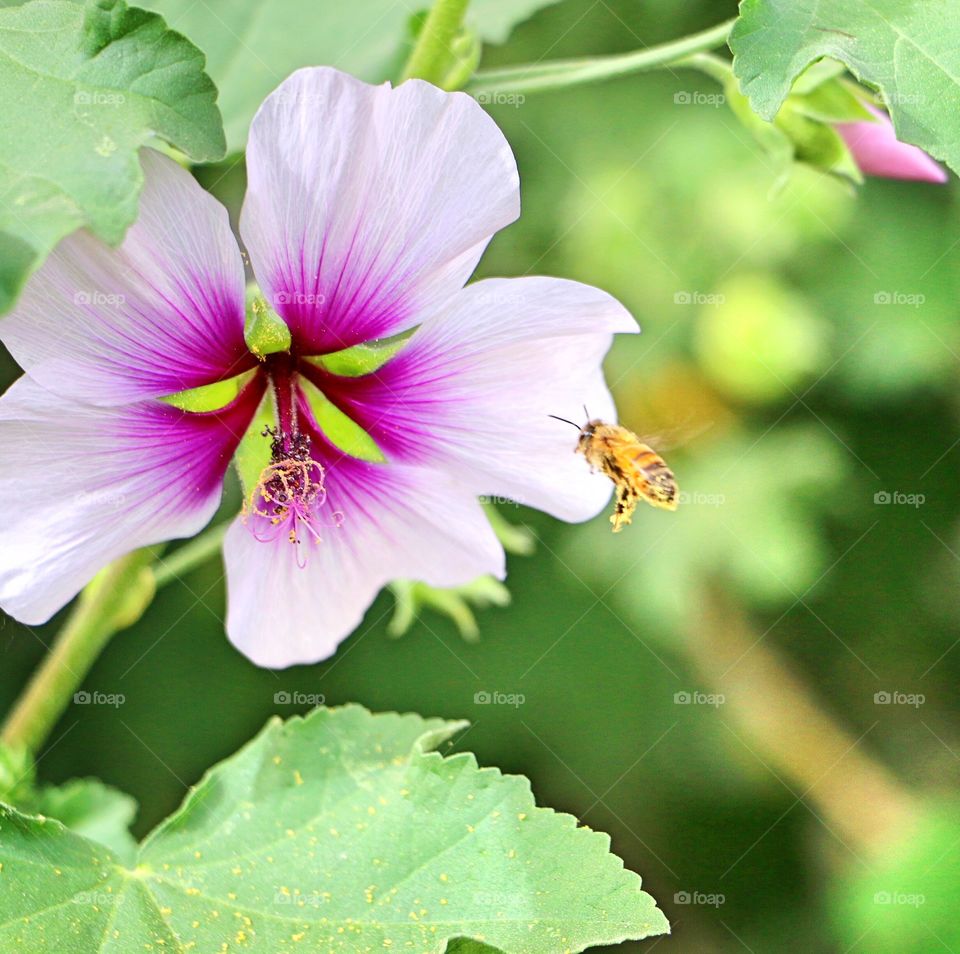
[837,104,947,183]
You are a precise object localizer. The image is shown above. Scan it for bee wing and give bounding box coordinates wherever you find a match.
[629,418,716,452]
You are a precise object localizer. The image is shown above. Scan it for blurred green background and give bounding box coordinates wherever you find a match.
[4,1,960,950]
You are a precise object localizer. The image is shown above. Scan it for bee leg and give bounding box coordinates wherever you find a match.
[610,485,637,533]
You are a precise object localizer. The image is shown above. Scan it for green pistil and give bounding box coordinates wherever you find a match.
[244,294,292,359]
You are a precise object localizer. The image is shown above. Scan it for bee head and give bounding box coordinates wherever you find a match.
[549,412,600,452]
[581,418,604,435]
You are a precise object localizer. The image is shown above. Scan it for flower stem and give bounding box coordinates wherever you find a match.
[400,0,470,86]
[1,549,157,754]
[152,522,228,589]
[2,521,233,756]
[678,51,734,85]
[468,18,734,97]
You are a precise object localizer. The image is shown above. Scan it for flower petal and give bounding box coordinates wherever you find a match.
[0,149,252,406]
[240,67,520,354]
[0,376,263,625]
[837,106,948,183]
[307,277,638,522]
[223,456,504,668]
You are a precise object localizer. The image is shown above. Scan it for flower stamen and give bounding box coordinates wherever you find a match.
[243,427,338,564]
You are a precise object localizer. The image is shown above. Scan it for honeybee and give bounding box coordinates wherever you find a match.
[551,415,678,532]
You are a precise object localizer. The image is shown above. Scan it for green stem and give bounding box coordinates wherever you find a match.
[2,519,231,755]
[152,522,228,588]
[678,51,734,85]
[400,0,470,86]
[1,549,156,754]
[468,17,735,96]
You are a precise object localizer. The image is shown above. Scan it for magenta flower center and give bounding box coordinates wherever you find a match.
[240,350,348,560]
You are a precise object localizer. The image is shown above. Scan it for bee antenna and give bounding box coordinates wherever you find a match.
[548,414,581,429]
[583,404,590,420]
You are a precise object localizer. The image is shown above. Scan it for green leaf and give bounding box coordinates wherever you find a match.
[791,79,873,124]
[773,100,863,186]
[787,56,847,95]
[140,0,563,151]
[0,745,137,874]
[724,77,795,185]
[32,779,138,863]
[0,706,669,952]
[160,370,256,412]
[0,0,225,313]
[445,940,507,954]
[725,73,865,187]
[730,0,960,174]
